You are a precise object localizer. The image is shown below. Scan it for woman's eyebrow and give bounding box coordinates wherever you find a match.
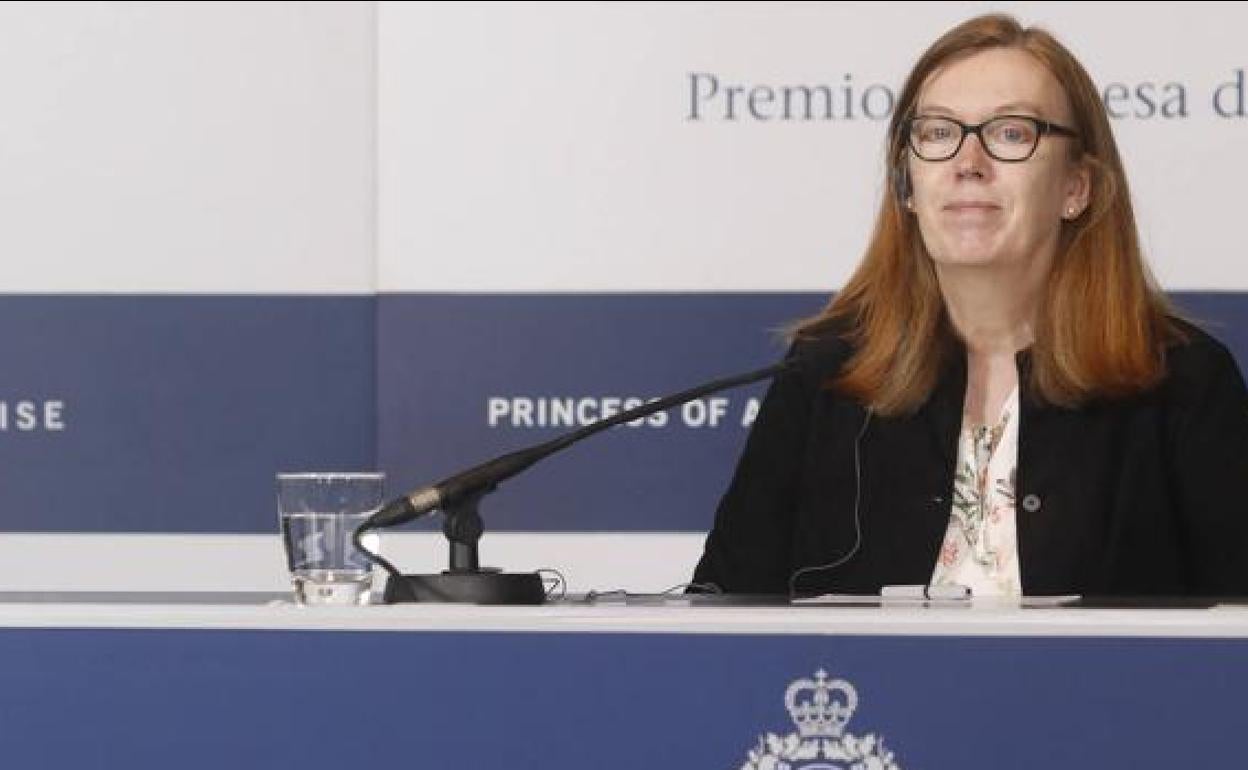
[916,101,1047,117]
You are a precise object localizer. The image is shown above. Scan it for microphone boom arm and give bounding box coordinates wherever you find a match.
[370,357,790,529]
[356,353,799,604]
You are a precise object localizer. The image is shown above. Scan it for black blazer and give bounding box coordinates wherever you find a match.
[692,323,1248,597]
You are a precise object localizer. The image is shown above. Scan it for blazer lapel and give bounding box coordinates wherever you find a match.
[922,346,966,473]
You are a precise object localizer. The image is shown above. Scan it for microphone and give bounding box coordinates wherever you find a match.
[367,345,838,530]
[359,339,842,604]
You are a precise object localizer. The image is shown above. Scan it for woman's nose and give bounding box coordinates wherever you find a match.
[953,131,991,178]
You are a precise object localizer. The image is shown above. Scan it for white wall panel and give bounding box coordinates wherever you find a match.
[0,2,375,293]
[379,2,1248,292]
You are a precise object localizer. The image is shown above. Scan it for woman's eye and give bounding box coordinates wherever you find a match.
[995,122,1033,144]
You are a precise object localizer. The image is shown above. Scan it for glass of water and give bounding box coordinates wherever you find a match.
[277,472,384,606]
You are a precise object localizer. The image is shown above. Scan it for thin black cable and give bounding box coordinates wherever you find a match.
[787,409,873,599]
[352,521,419,603]
[537,568,567,601]
[577,582,723,603]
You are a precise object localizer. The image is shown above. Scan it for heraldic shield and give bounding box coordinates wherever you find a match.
[739,669,901,770]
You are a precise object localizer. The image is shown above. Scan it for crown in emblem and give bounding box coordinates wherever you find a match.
[783,669,859,738]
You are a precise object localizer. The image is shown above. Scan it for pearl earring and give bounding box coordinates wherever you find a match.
[1066,206,1077,217]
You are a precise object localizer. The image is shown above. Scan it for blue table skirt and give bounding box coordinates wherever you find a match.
[0,628,1240,768]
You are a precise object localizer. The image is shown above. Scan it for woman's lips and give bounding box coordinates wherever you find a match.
[943,202,1001,219]
[943,201,1000,211]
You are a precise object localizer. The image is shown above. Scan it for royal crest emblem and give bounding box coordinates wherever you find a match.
[740,669,901,770]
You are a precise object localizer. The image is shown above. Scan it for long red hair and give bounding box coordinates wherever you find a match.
[795,13,1182,415]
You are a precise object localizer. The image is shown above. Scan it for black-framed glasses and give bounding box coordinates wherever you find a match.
[904,114,1079,162]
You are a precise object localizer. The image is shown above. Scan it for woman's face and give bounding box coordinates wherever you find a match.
[906,47,1089,271]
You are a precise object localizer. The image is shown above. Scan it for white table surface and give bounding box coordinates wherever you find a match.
[0,591,1245,637]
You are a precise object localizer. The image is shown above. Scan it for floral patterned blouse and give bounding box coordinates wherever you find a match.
[930,384,1022,597]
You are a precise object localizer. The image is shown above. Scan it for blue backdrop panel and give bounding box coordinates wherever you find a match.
[377,292,825,532]
[1172,292,1248,368]
[0,627,1239,768]
[1,292,1242,533]
[0,295,375,532]
[377,291,1248,533]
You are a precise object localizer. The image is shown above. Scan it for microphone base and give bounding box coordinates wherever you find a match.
[383,570,546,605]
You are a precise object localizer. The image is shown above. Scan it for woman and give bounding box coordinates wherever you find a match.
[692,14,1248,598]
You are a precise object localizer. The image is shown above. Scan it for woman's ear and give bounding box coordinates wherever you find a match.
[1063,160,1092,219]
